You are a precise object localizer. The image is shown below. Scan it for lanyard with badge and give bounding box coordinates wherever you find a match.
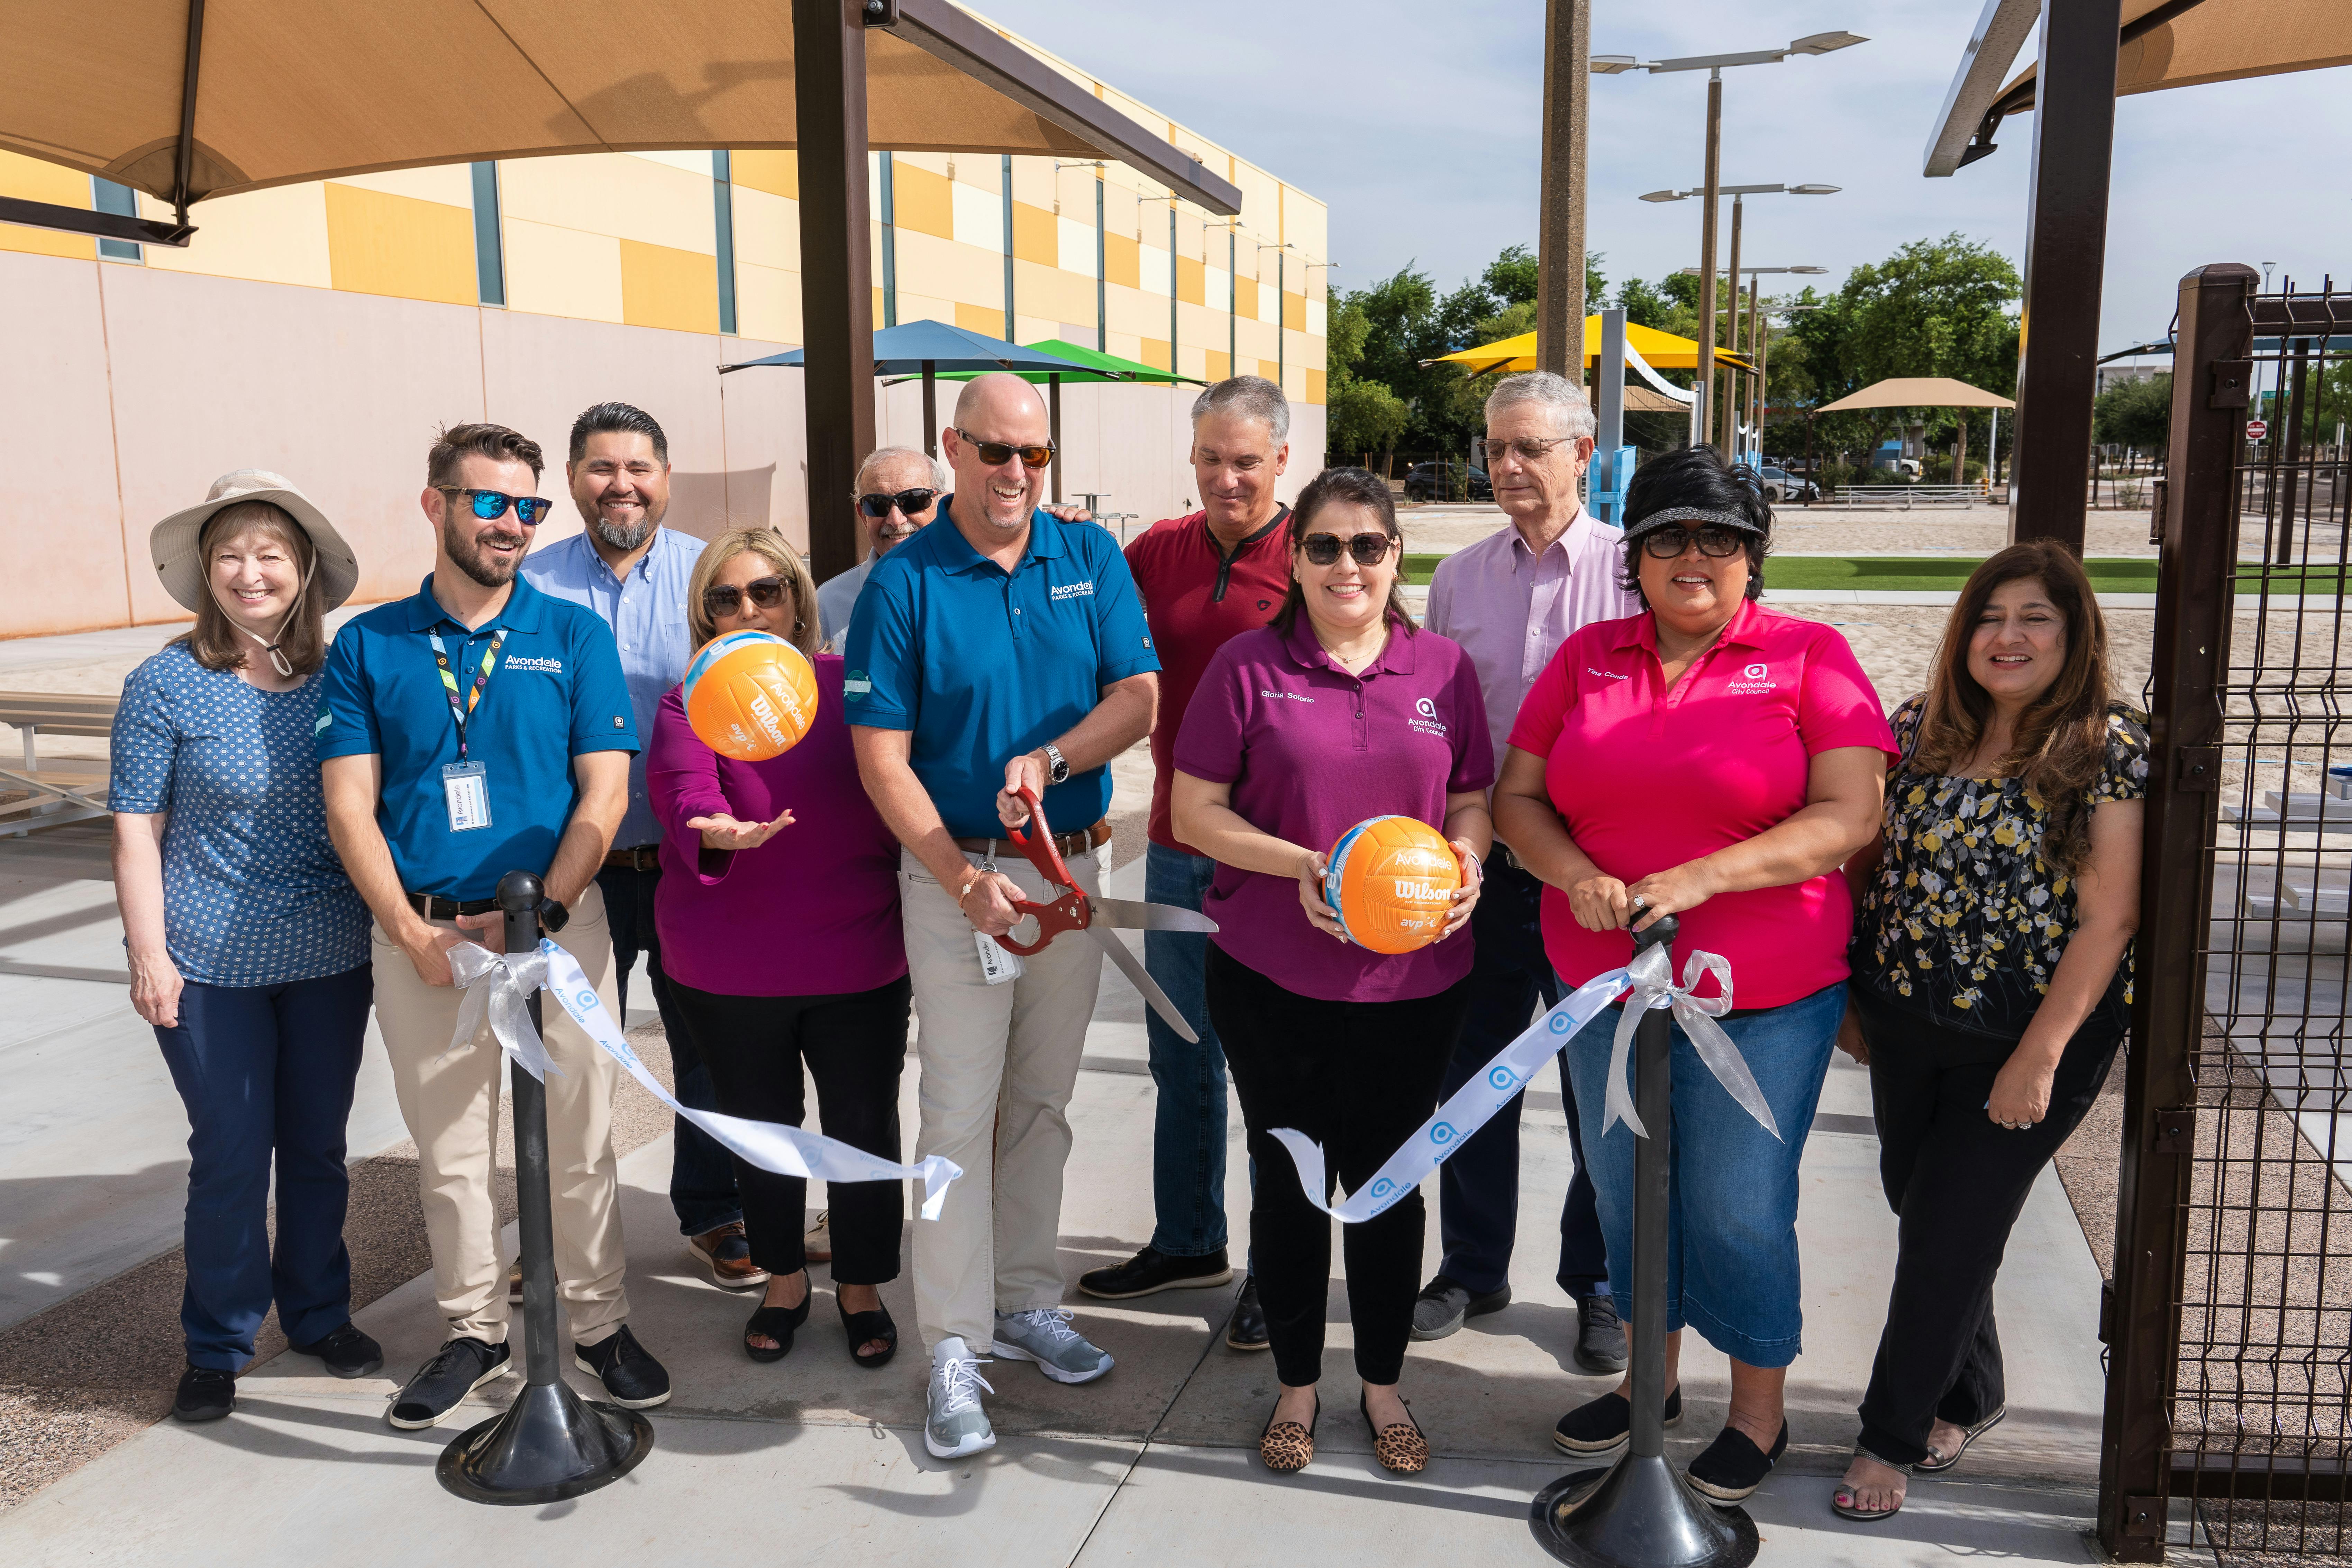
[430,627,505,832]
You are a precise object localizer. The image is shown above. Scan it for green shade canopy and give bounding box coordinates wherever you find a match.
[888,338,1204,387]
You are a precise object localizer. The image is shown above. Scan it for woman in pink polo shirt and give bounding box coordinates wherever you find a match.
[1495,446,1896,1504]
[1172,466,1493,1478]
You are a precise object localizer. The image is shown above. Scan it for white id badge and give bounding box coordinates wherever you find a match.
[442,762,492,832]
[974,931,1025,984]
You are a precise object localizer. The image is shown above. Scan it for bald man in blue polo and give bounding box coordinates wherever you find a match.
[846,373,1159,1459]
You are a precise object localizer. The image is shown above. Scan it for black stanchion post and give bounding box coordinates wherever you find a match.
[438,869,654,1505]
[1531,914,1758,1567]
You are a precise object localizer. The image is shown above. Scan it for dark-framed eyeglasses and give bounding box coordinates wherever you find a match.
[1638,525,1748,560]
[437,487,554,525]
[858,487,938,518]
[703,576,789,617]
[1479,436,1578,465]
[1298,531,1397,568]
[954,429,1055,468]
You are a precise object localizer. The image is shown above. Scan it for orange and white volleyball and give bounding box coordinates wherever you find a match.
[1322,815,1462,954]
[680,631,819,762]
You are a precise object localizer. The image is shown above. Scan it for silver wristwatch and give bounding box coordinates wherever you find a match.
[1041,743,1070,785]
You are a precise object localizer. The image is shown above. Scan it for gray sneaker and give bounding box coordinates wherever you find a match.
[925,1337,997,1459]
[992,1307,1114,1384]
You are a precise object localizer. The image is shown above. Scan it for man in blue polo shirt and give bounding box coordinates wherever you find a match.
[318,421,672,1431]
[847,372,1159,1459]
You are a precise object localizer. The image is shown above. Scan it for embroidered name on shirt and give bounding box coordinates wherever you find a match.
[504,655,565,673]
[1258,689,1315,703]
[1049,580,1096,601]
[1587,667,1630,680]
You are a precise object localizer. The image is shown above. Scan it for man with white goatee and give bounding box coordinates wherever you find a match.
[846,373,1161,1459]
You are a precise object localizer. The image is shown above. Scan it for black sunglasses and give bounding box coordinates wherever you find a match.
[1639,525,1748,560]
[437,487,554,525]
[1298,531,1397,567]
[858,487,937,518]
[703,576,790,616]
[954,428,1056,468]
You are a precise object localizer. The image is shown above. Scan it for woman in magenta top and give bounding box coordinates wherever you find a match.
[1172,467,1492,1477]
[1494,446,1895,1504]
[649,529,908,1370]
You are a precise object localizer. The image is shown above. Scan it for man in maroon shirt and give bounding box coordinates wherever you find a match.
[1077,376,1292,1350]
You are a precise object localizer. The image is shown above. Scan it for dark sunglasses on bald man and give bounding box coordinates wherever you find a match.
[437,487,555,525]
[1298,531,1397,567]
[857,487,937,518]
[703,576,789,616]
[953,428,1056,469]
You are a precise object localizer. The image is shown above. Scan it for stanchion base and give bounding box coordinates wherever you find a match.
[437,1380,654,1505]
[1529,1454,1759,1568]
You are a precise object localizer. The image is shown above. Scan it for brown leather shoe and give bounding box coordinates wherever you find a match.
[689,1221,770,1291]
[803,1210,832,1264]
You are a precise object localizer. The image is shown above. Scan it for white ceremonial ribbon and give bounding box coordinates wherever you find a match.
[449,939,964,1220]
[1598,942,1779,1144]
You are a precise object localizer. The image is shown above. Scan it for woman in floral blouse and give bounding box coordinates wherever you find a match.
[1832,540,2147,1522]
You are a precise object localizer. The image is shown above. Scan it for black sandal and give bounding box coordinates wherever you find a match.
[837,1295,897,1369]
[744,1289,811,1363]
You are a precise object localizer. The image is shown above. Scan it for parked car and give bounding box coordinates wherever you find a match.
[1403,461,1492,502]
[1758,465,1819,503]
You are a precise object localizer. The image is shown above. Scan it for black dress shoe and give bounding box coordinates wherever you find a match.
[1686,1419,1790,1503]
[1225,1274,1269,1351]
[1573,1293,1628,1375]
[1552,1385,1683,1455]
[575,1324,671,1408]
[1410,1274,1512,1341]
[1078,1245,1234,1299]
[173,1365,235,1423]
[290,1320,384,1379]
[389,1337,511,1430]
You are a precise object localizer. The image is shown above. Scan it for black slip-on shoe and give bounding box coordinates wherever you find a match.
[1552,1385,1683,1455]
[290,1321,384,1379]
[1410,1274,1512,1341]
[574,1324,671,1409]
[173,1365,236,1423]
[1078,1245,1234,1300]
[1573,1293,1629,1375]
[1687,1420,1791,1503]
[1224,1274,1269,1352]
[388,1337,511,1430]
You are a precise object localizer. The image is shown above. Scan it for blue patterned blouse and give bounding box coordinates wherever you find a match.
[110,642,370,986]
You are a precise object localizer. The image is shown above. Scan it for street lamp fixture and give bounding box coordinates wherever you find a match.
[1643,182,1841,202]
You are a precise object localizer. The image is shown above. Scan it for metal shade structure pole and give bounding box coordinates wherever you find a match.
[1719,192,1741,458]
[794,0,880,587]
[1594,306,1628,521]
[440,872,654,1504]
[1531,914,1758,1568]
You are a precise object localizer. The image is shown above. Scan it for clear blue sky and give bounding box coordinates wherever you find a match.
[977,0,2352,354]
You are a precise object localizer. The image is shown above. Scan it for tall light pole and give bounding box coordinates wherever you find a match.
[1537,0,1592,377]
[1258,240,1293,393]
[1681,264,1829,462]
[1600,31,1866,456]
[1648,180,1841,457]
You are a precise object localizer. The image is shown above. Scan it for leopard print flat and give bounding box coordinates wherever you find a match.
[1361,1391,1428,1475]
[1259,1393,1320,1473]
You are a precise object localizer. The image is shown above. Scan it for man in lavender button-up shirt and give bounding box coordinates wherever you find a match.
[1414,371,1641,1371]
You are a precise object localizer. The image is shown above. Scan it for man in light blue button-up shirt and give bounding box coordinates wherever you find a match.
[523,402,755,1289]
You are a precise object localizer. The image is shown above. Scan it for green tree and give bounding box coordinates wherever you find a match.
[1323,293,1410,464]
[2093,373,2172,453]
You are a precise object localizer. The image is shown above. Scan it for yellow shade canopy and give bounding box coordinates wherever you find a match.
[1433,319,1756,375]
[1814,377,2015,413]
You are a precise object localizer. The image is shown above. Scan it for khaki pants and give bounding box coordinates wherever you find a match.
[903,845,1105,1351]
[371,882,629,1345]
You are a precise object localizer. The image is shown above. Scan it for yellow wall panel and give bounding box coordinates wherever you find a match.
[874,285,885,319]
[1205,349,1231,383]
[1176,254,1204,307]
[142,183,334,289]
[730,184,799,272]
[1011,200,1056,267]
[1258,358,1280,385]
[890,161,954,241]
[503,217,623,323]
[1104,232,1139,290]
[324,184,476,307]
[621,238,719,334]
[1283,290,1304,333]
[894,229,1001,310]
[0,152,96,259]
[732,151,798,200]
[1304,368,1326,406]
[954,301,1007,338]
[500,154,714,255]
[735,258,798,344]
[332,165,475,206]
[1233,276,1257,321]
[1139,338,1170,372]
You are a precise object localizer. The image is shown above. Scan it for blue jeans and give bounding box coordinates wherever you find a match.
[599,863,741,1237]
[1434,858,1607,1297]
[1564,980,1843,1369]
[152,965,373,1368]
[1142,842,1251,1261]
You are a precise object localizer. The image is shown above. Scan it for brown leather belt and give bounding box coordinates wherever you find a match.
[954,818,1112,860]
[408,892,498,920]
[603,846,660,871]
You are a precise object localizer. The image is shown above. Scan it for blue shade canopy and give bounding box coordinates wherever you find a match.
[719,320,1100,376]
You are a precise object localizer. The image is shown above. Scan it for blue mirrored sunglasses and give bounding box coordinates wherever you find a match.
[439,487,554,525]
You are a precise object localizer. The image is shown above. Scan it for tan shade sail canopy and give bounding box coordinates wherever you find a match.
[1997,0,2352,108]
[1815,376,2015,413]
[0,0,1241,212]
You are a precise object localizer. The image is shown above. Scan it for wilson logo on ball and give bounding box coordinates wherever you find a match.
[1322,814,1462,954]
[681,631,819,762]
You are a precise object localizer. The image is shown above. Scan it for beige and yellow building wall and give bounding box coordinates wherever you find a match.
[0,48,1326,639]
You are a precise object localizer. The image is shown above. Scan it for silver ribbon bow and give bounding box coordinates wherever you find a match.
[448,943,562,1083]
[1601,941,1779,1141]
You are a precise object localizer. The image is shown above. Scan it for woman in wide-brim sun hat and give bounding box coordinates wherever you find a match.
[114,469,377,1425]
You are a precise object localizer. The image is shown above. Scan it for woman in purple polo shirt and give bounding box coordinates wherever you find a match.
[1172,466,1493,1477]
[649,529,909,1368]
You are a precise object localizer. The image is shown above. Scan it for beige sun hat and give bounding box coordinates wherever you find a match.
[149,470,361,615]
